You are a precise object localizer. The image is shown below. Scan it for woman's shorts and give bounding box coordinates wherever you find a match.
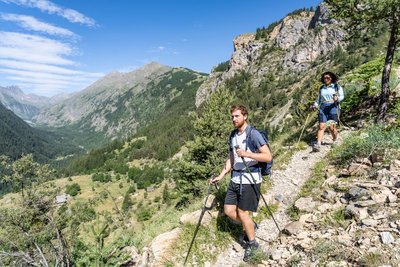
[319,103,339,123]
[224,180,261,212]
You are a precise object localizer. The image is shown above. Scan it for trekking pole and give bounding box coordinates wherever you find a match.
[184,183,218,266]
[296,113,310,147]
[235,146,281,233]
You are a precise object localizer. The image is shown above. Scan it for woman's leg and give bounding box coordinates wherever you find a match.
[329,124,337,141]
[317,122,326,145]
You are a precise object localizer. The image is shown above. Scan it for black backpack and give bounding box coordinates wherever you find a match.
[230,126,273,177]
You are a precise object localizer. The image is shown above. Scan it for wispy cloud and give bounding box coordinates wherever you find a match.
[146,46,166,53]
[0,31,74,65]
[1,13,78,37]
[1,0,96,26]
[0,31,103,96]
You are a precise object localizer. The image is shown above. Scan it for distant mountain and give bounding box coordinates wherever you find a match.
[0,102,83,162]
[0,86,71,122]
[34,62,208,148]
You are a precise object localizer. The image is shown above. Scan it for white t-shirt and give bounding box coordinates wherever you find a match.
[231,130,262,184]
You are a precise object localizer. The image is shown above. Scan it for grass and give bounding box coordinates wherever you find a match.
[321,208,351,229]
[286,204,300,221]
[255,203,279,222]
[298,159,328,198]
[172,217,236,266]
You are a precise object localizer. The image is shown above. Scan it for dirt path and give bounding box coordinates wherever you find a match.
[212,132,349,266]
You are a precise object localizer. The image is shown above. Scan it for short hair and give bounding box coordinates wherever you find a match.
[321,71,338,84]
[230,105,248,117]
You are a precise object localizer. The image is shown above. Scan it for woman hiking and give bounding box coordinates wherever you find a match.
[311,71,344,152]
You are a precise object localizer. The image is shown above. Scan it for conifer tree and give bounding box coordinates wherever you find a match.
[176,87,233,197]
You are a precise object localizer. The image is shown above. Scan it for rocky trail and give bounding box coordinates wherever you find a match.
[212,128,400,267]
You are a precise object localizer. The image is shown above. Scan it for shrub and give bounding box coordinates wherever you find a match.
[136,206,153,221]
[330,126,400,166]
[65,183,81,196]
[91,172,112,183]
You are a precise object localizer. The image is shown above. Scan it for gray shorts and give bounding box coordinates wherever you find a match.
[224,180,261,212]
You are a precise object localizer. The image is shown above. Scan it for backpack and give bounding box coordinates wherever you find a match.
[229,125,273,177]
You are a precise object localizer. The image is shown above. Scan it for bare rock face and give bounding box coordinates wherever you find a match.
[195,3,346,107]
[148,228,182,267]
[270,12,313,50]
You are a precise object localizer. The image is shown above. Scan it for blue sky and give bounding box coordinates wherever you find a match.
[0,0,321,96]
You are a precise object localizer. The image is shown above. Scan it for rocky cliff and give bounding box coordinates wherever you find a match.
[195,3,345,108]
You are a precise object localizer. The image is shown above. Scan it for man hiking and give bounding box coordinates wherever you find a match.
[211,105,272,262]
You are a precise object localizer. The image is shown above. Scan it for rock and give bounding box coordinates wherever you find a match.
[318,203,333,213]
[375,169,391,180]
[283,221,303,235]
[120,246,141,266]
[361,218,379,227]
[295,197,316,212]
[348,186,369,200]
[179,209,213,226]
[380,232,395,244]
[274,193,284,202]
[390,159,400,171]
[271,249,282,260]
[345,204,368,220]
[326,261,349,267]
[355,157,372,166]
[323,175,337,186]
[297,231,308,240]
[149,228,182,265]
[395,180,400,188]
[298,237,312,250]
[299,213,317,224]
[354,200,377,207]
[205,194,217,208]
[348,163,370,176]
[322,190,336,202]
[336,234,352,246]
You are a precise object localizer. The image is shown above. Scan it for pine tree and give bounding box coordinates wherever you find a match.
[176,87,234,198]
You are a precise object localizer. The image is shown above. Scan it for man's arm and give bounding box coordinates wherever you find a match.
[236,144,272,162]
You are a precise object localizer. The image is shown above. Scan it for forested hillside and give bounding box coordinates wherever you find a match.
[0,102,83,163]
[35,63,207,149]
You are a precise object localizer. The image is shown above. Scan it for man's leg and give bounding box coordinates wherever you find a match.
[317,122,326,145]
[237,208,255,241]
[224,204,241,223]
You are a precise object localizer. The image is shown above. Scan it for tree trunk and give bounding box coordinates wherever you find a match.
[376,18,399,123]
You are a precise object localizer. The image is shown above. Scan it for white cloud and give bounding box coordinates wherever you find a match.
[0,31,103,96]
[1,0,96,26]
[0,31,74,65]
[1,13,78,37]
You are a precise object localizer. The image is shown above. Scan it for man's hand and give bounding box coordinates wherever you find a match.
[210,175,222,184]
[309,104,316,111]
[333,94,338,103]
[235,147,248,158]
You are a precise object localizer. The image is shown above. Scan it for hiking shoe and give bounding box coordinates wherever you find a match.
[242,221,259,243]
[243,240,260,262]
[312,143,321,152]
